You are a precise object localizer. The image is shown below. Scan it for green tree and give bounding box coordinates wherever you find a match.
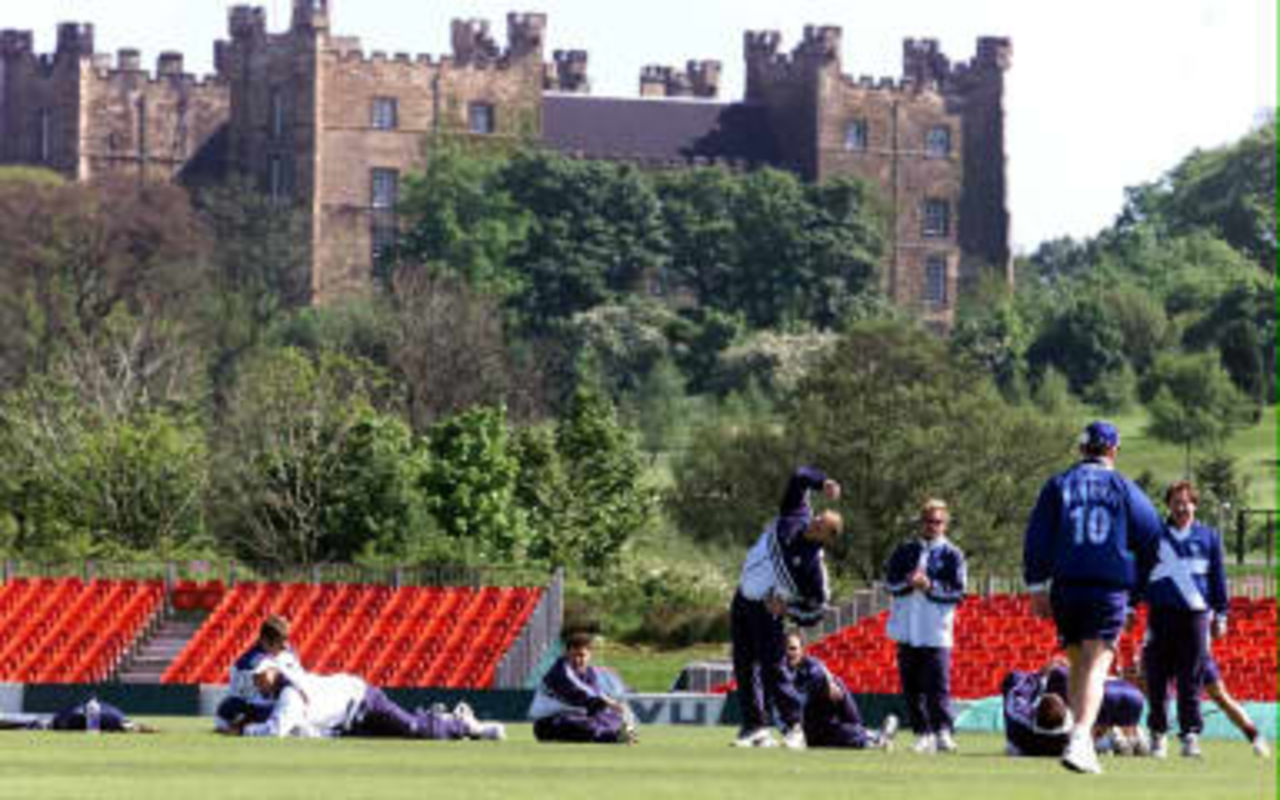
[422,404,528,561]
[389,139,530,298]
[554,384,655,579]
[1144,351,1250,475]
[0,377,208,560]
[214,347,421,566]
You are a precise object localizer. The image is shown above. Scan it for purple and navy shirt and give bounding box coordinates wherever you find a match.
[1139,521,1228,618]
[737,467,832,626]
[1023,460,1162,593]
[528,657,621,720]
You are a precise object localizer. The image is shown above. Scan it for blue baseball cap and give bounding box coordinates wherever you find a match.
[1079,420,1120,449]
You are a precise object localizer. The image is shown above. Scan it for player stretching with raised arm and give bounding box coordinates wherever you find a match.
[731,466,842,749]
[1022,421,1161,774]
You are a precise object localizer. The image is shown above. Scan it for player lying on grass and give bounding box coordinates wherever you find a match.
[223,659,504,741]
[731,466,842,749]
[528,631,637,744]
[0,698,156,733]
[784,633,898,751]
[215,613,303,732]
[1002,659,1146,758]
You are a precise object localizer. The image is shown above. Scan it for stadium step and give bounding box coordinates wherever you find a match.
[116,613,206,684]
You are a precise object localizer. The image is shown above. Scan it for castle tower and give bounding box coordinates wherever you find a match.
[292,0,330,34]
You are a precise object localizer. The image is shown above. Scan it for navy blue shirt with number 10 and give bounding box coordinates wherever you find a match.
[1023,460,1163,593]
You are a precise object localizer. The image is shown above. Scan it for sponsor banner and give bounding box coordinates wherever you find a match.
[624,693,726,726]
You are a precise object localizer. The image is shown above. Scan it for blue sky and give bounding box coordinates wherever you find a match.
[9,0,1276,252]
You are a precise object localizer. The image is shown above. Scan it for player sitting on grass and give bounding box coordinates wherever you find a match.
[731,466,842,750]
[528,631,637,745]
[784,633,898,751]
[226,659,504,741]
[215,613,303,732]
[1003,659,1146,758]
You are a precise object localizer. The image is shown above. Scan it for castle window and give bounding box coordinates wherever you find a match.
[370,168,399,261]
[843,119,868,152]
[924,254,949,307]
[39,109,52,163]
[269,156,287,203]
[271,89,286,139]
[468,102,495,134]
[371,167,399,209]
[371,97,398,130]
[926,125,951,157]
[922,199,950,238]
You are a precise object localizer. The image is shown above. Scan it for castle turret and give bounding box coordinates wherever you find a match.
[56,23,95,59]
[902,38,949,88]
[975,36,1012,71]
[798,25,841,65]
[156,51,184,77]
[451,19,499,64]
[228,6,267,42]
[687,59,720,98]
[639,65,670,97]
[547,49,589,93]
[117,48,142,72]
[507,13,546,61]
[0,29,34,61]
[292,0,330,34]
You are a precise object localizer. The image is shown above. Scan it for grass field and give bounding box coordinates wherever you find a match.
[0,719,1272,800]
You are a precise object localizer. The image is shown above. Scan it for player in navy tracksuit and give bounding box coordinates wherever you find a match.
[1002,664,1145,757]
[1138,480,1228,758]
[884,499,965,753]
[1022,421,1162,774]
[529,632,636,744]
[784,633,897,750]
[730,466,842,748]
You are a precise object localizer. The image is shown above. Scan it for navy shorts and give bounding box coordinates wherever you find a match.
[1050,584,1128,646]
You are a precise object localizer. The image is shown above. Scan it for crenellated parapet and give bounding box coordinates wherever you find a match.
[639,60,720,99]
[450,13,544,67]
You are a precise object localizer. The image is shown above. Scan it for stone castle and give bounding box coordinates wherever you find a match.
[0,0,1011,326]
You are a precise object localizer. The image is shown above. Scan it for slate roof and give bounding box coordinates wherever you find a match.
[541,94,780,166]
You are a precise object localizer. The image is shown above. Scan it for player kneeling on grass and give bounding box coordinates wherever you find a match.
[225,659,504,741]
[784,633,898,751]
[1002,660,1146,758]
[215,614,303,733]
[528,631,637,744]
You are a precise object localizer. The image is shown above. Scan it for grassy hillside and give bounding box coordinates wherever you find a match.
[1105,406,1276,511]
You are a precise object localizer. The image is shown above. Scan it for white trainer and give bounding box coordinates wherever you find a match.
[1061,729,1103,774]
[875,714,900,751]
[912,733,936,754]
[936,730,958,753]
[1252,736,1271,758]
[1150,733,1168,759]
[1180,733,1202,758]
[782,725,807,750]
[477,721,506,741]
[732,727,776,748]
[1131,728,1152,757]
